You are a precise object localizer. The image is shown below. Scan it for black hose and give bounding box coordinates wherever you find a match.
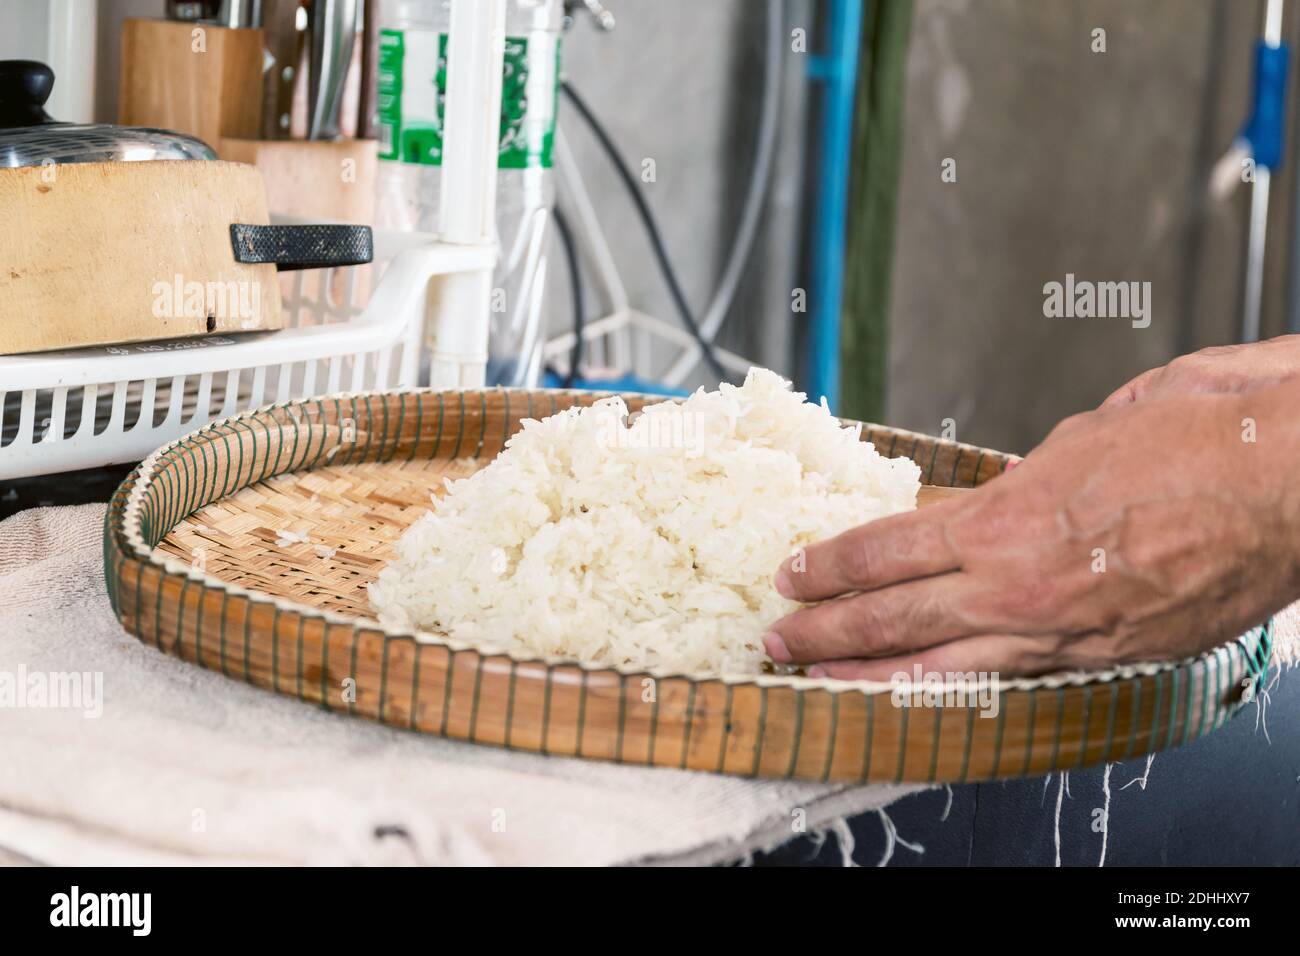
[560,81,729,382]
[552,206,584,387]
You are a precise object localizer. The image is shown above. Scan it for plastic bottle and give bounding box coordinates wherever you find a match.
[375,0,562,387]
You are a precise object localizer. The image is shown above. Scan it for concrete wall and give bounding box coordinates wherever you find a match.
[886,0,1294,454]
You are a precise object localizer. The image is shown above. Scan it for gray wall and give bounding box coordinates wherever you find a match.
[886,0,1292,454]
[95,0,170,124]
[0,2,50,59]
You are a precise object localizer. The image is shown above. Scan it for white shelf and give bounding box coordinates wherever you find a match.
[0,237,495,480]
[0,0,508,481]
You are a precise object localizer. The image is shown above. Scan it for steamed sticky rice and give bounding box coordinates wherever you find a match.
[369,368,920,676]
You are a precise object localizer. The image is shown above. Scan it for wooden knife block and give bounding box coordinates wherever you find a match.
[119,18,264,150]
[220,138,378,226]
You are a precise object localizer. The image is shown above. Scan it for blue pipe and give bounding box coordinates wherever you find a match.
[1241,40,1290,172]
[806,0,864,411]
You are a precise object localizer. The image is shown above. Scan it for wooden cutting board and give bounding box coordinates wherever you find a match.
[0,160,282,355]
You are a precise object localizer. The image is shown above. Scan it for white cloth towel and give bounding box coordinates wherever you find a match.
[0,505,918,866]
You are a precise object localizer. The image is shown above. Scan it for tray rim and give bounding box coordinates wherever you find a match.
[108,385,1274,697]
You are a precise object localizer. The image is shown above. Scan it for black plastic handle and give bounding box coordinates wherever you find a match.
[230,223,374,272]
[0,60,56,128]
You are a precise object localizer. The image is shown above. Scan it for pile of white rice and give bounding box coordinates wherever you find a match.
[369,368,920,676]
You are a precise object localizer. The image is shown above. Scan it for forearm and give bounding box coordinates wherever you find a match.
[1236,376,1300,606]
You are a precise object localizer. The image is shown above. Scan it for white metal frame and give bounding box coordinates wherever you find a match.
[542,132,755,383]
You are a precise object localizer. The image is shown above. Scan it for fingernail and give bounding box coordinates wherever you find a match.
[764,631,791,663]
[808,665,827,679]
[774,567,795,598]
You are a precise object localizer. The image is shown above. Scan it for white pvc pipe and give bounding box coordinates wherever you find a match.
[428,0,505,388]
[1243,167,1271,342]
[439,0,506,244]
[1243,0,1284,342]
[46,0,97,123]
[1265,0,1284,45]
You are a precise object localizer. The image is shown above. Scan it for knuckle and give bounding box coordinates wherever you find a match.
[1046,412,1088,442]
[838,535,877,588]
[1168,355,1212,383]
[857,595,902,653]
[993,578,1058,621]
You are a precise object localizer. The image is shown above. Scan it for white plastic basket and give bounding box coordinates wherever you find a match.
[0,0,533,481]
[0,227,493,480]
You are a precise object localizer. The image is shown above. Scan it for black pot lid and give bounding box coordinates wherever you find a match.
[0,59,216,167]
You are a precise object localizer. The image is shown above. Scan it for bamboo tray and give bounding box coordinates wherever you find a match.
[102,389,1274,783]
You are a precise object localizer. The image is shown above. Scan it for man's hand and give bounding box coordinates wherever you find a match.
[1102,335,1300,408]
[764,382,1300,679]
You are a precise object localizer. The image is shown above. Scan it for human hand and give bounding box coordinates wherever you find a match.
[1102,335,1300,408]
[764,384,1300,679]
